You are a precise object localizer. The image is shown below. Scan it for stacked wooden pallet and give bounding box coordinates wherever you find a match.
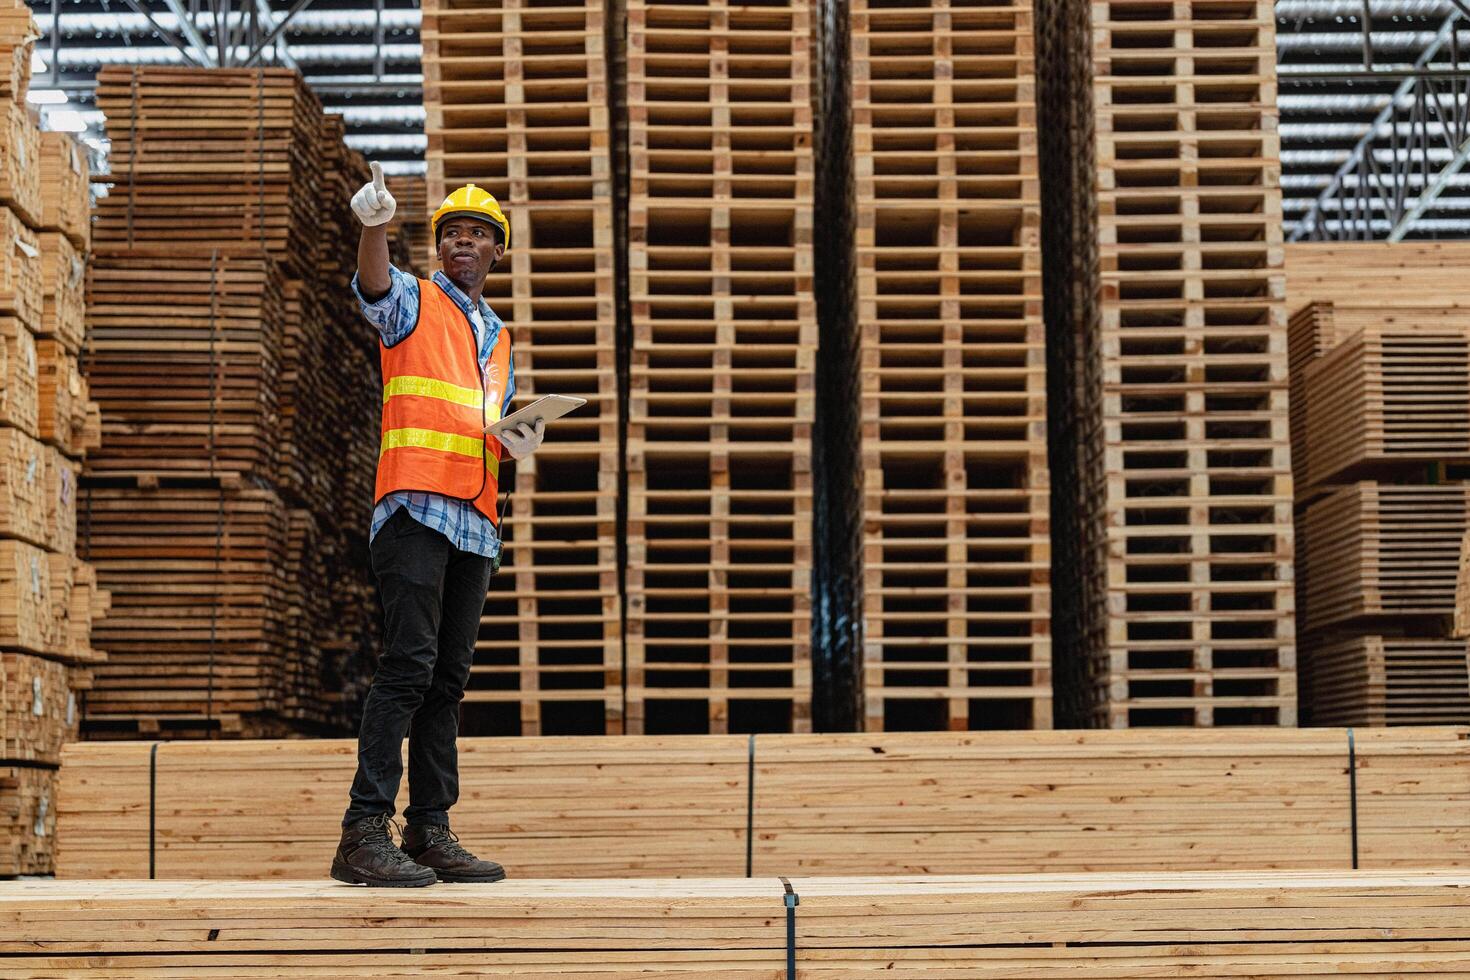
[57,727,1470,879]
[0,0,102,876]
[1040,0,1295,726]
[423,0,624,736]
[850,0,1049,732]
[1286,245,1470,726]
[81,66,380,740]
[621,0,816,735]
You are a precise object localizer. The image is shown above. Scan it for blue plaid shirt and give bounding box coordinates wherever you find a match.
[353,266,515,559]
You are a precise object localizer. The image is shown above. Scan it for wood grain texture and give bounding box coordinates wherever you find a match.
[8,871,1470,976]
[55,728,1470,880]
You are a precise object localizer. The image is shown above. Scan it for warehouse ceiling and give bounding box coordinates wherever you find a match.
[21,0,1470,239]
[25,0,426,174]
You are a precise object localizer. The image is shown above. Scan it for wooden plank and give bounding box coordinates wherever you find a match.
[9,871,1470,976]
[56,728,1470,880]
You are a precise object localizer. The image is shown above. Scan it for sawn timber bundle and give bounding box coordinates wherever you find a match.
[0,0,98,876]
[80,65,381,741]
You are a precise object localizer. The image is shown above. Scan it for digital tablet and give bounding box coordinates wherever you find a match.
[483,394,588,440]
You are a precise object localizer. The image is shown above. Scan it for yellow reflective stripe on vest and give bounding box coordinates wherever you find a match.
[382,375,485,409]
[380,427,499,479]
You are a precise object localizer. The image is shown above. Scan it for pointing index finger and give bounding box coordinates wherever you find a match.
[370,161,385,193]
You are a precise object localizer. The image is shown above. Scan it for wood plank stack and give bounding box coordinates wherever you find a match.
[1040,0,1295,727]
[851,0,1049,733]
[622,0,816,735]
[423,0,624,736]
[80,66,381,741]
[0,0,101,877]
[12,872,1470,977]
[1286,245,1470,726]
[56,727,1470,880]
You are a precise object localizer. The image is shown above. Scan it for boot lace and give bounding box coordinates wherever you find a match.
[359,813,407,860]
[423,824,477,863]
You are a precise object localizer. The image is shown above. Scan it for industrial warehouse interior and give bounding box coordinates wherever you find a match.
[1,0,1470,974]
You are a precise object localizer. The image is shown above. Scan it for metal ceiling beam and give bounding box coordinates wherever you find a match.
[255,0,298,71]
[118,0,206,66]
[237,0,315,68]
[158,0,214,67]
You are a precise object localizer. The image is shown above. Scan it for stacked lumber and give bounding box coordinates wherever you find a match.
[80,66,380,740]
[92,66,322,270]
[37,132,89,252]
[12,872,1470,976]
[423,0,624,735]
[57,727,1470,880]
[0,2,100,875]
[0,1,99,876]
[622,0,816,735]
[851,0,1049,732]
[1286,245,1470,725]
[1040,0,1295,726]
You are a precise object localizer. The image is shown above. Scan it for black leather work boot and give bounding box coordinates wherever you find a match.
[400,823,507,883]
[330,813,438,887]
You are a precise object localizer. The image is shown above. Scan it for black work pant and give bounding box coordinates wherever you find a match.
[342,508,493,829]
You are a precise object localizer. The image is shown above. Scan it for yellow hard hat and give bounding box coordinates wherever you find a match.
[431,183,510,250]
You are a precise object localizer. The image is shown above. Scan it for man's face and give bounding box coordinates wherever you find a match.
[437,217,504,293]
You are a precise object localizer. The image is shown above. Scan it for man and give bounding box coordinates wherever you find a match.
[331,163,544,887]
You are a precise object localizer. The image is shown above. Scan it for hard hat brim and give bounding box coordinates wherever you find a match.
[434,210,505,242]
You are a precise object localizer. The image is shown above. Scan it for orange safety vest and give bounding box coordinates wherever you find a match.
[375,280,512,526]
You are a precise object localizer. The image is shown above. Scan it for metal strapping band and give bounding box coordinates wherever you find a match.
[779,875,799,979]
[126,67,138,248]
[1348,727,1359,870]
[256,68,266,252]
[148,742,159,879]
[746,734,755,878]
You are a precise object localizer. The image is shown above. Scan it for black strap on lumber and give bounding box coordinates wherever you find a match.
[1347,727,1359,870]
[148,741,159,879]
[125,67,138,248]
[205,250,222,729]
[746,734,756,878]
[779,875,799,979]
[255,68,266,252]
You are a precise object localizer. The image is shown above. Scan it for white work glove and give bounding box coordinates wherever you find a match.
[497,418,545,460]
[351,161,396,227]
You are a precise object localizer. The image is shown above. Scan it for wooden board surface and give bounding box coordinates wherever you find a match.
[8,871,1470,976]
[56,727,1470,881]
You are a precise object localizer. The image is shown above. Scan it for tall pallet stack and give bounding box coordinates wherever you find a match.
[623,0,816,735]
[82,66,379,740]
[0,0,106,874]
[1040,0,1296,726]
[1285,242,1470,726]
[851,0,1050,732]
[423,0,623,735]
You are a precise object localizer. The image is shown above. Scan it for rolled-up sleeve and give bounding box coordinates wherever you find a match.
[351,265,420,346]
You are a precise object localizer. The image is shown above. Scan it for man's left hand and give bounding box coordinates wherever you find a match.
[498,418,545,460]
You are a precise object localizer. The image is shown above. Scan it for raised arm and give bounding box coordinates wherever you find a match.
[352,161,396,301]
